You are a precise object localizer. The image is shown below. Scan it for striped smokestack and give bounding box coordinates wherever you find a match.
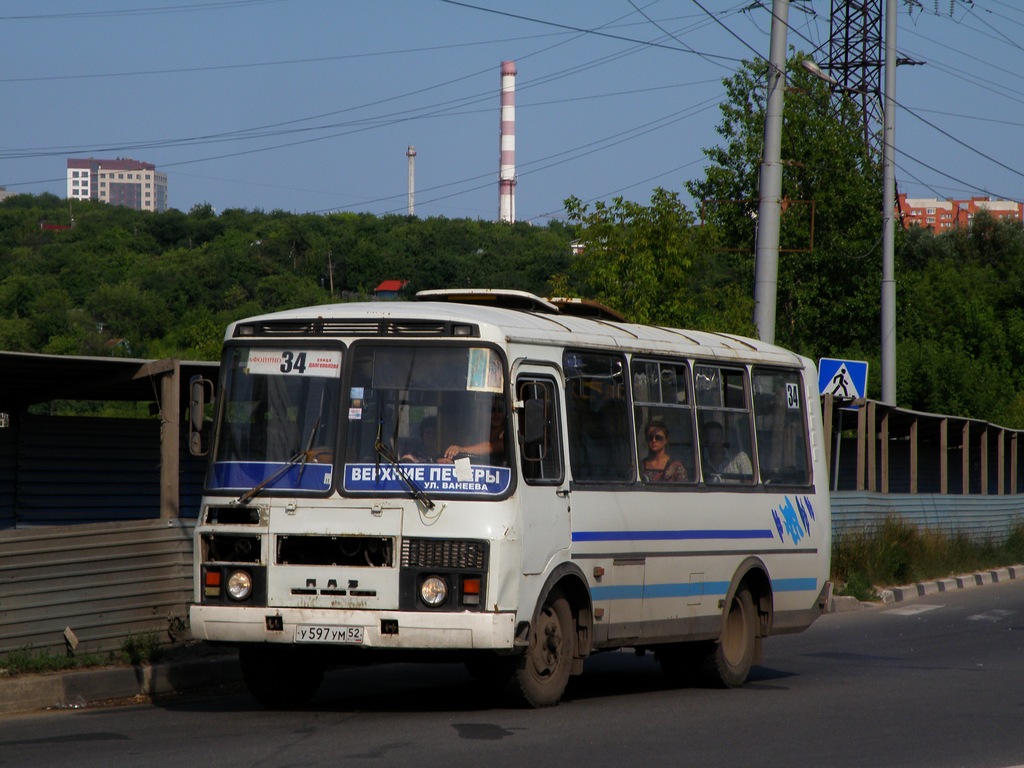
[498,60,517,223]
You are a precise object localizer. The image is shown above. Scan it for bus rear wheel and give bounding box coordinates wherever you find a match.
[511,591,574,707]
[239,645,324,709]
[697,587,756,687]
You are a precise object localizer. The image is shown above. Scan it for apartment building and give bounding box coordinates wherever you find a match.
[66,157,168,213]
[899,194,1022,232]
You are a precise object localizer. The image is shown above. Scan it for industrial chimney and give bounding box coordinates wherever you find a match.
[406,145,416,216]
[498,60,517,223]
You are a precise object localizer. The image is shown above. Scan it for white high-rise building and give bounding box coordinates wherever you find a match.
[67,157,168,212]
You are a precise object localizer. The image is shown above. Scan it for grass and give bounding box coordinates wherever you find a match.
[0,648,111,676]
[0,632,166,677]
[832,515,1024,601]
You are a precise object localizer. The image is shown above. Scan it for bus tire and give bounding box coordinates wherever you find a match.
[239,645,324,709]
[698,587,756,688]
[511,590,574,707]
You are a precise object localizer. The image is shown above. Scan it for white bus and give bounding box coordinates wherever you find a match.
[188,289,831,708]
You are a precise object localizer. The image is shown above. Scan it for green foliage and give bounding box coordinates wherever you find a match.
[688,52,882,360]
[832,516,1024,601]
[0,195,574,362]
[0,631,168,675]
[563,189,742,331]
[0,647,109,676]
[4,47,1024,429]
[897,212,1024,425]
[121,633,164,665]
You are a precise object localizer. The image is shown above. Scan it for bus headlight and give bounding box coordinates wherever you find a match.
[419,576,449,606]
[226,569,253,601]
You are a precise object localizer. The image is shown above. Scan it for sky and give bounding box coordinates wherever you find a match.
[2,1,1023,224]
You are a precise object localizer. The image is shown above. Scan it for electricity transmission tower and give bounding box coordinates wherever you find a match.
[821,1,964,158]
[822,0,884,156]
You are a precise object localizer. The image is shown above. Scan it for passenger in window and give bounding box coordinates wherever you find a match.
[442,398,506,463]
[401,416,438,463]
[702,421,752,481]
[641,418,688,483]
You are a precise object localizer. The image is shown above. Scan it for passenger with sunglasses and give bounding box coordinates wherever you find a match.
[641,418,687,483]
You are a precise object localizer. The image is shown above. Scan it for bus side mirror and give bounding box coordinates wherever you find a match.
[189,375,215,456]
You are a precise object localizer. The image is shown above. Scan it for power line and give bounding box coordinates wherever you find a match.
[0,0,287,21]
[439,0,743,63]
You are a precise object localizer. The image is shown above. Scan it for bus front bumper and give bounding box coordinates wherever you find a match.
[190,604,517,650]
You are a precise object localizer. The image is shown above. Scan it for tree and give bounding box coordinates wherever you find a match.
[563,188,722,328]
[687,52,883,366]
[898,213,1024,426]
[86,281,171,353]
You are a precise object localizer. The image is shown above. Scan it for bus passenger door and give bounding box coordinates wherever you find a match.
[514,367,570,575]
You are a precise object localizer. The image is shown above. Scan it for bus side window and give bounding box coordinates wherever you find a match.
[695,364,756,485]
[564,351,633,483]
[632,358,696,484]
[752,368,811,486]
[516,376,563,484]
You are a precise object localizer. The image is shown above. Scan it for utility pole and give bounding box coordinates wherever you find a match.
[752,0,789,345]
[880,0,897,404]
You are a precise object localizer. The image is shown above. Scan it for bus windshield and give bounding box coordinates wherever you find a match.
[342,344,512,498]
[209,346,342,496]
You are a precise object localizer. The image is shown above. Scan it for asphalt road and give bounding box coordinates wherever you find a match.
[3,581,1024,768]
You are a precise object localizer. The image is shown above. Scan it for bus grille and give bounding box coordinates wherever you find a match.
[401,538,487,570]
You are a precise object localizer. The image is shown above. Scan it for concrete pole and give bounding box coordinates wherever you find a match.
[752,0,789,345]
[881,0,898,404]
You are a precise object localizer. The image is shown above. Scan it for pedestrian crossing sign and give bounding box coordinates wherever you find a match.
[817,358,868,400]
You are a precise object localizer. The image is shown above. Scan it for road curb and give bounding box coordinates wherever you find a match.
[848,564,1024,609]
[0,654,240,716]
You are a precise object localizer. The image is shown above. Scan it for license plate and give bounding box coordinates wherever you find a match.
[294,624,364,644]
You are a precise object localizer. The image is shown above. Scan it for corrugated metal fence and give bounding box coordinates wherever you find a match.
[0,519,194,658]
[5,393,1024,660]
[831,492,1024,542]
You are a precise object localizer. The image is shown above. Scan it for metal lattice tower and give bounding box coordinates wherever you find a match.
[823,0,884,158]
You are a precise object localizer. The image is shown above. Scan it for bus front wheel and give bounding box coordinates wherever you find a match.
[511,590,574,707]
[699,586,756,687]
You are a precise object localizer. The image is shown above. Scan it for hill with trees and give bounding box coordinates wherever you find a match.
[0,194,573,362]
[3,52,1024,427]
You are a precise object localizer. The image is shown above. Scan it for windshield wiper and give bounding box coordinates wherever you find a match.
[236,449,308,505]
[240,388,329,505]
[374,419,435,510]
[295,388,326,485]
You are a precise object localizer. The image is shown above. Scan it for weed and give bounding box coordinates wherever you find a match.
[121,633,165,665]
[0,647,110,676]
[833,515,1024,601]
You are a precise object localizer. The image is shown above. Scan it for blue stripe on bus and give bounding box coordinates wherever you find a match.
[643,581,732,598]
[573,529,775,543]
[771,577,819,592]
[590,578,818,601]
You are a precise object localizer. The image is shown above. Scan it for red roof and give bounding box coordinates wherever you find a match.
[374,279,409,293]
